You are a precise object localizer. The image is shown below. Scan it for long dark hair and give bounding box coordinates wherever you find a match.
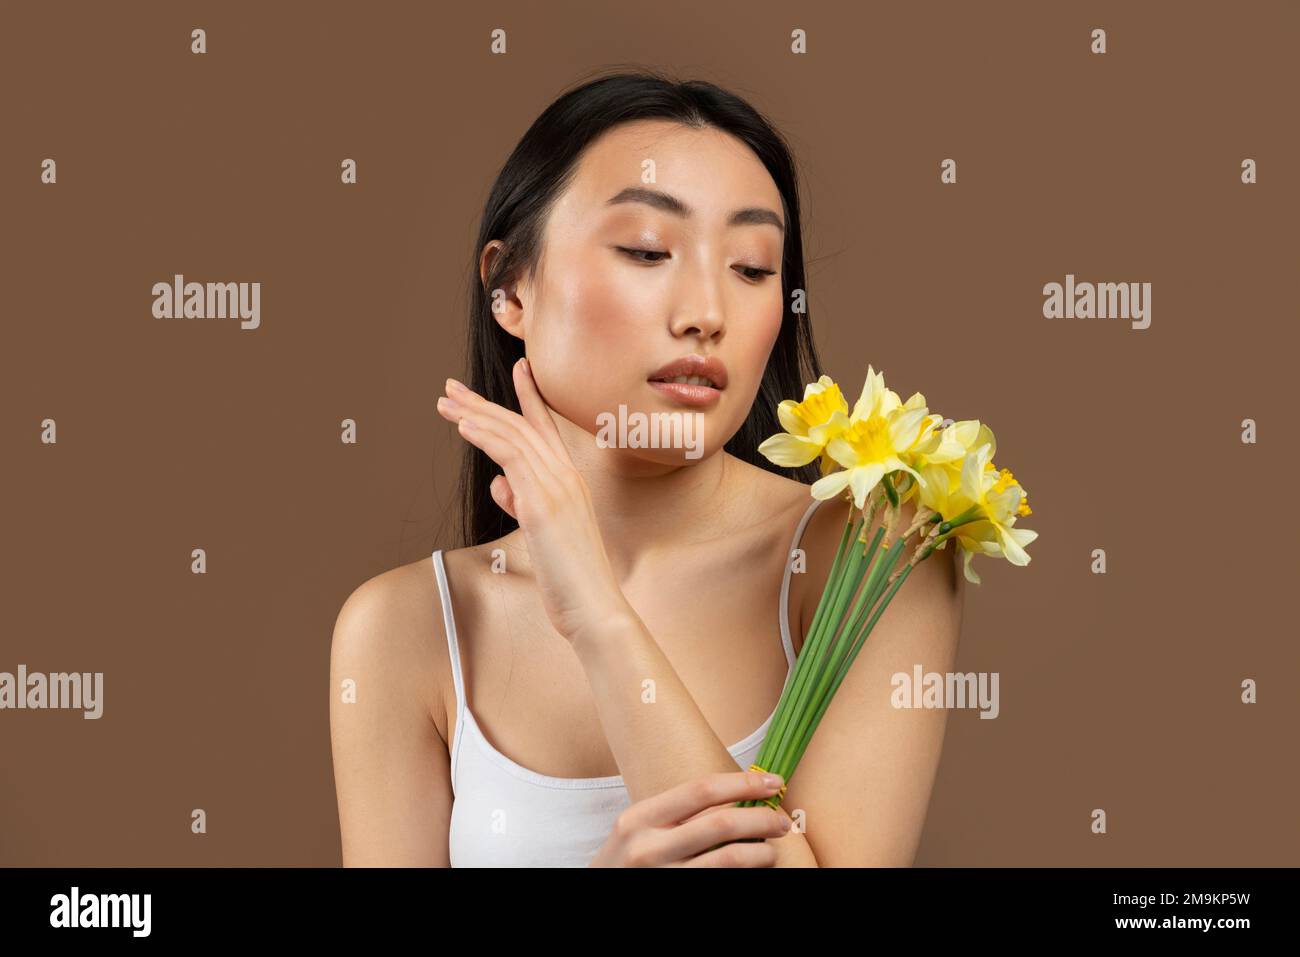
[455,68,826,549]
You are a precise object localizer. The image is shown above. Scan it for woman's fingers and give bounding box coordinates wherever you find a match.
[593,771,789,868]
[659,805,790,863]
[454,414,549,516]
[489,474,517,520]
[677,839,779,868]
[443,376,566,483]
[437,385,554,489]
[513,357,573,463]
[631,770,785,830]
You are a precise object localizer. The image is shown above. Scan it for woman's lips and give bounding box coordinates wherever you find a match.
[646,379,723,407]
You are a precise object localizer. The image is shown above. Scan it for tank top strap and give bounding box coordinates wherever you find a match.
[779,494,829,668]
[431,549,466,725]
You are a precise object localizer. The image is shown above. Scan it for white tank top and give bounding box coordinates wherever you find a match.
[432,494,825,867]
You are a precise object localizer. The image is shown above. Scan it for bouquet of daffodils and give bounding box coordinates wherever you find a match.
[733,366,1037,819]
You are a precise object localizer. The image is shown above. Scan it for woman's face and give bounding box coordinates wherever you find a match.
[487,119,787,465]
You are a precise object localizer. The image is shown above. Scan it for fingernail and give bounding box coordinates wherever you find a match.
[521,357,531,375]
[779,815,791,832]
[438,396,460,410]
[446,378,467,395]
[763,773,783,789]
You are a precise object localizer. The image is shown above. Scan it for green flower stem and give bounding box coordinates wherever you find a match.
[918,526,963,562]
[771,534,907,777]
[734,518,876,816]
[733,490,944,823]
[786,562,915,773]
[724,506,860,831]
[882,473,899,507]
[801,507,861,661]
[712,546,914,851]
[723,538,892,846]
[743,528,901,815]
[758,518,876,782]
[769,531,885,765]
[938,506,981,534]
[836,530,904,648]
[725,495,928,848]
[736,521,916,817]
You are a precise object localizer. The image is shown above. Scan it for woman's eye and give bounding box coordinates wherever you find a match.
[618,247,669,264]
[617,246,776,282]
[735,264,778,283]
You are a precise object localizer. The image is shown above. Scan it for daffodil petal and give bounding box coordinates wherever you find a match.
[888,407,931,451]
[850,463,886,508]
[998,525,1038,565]
[851,366,883,421]
[918,463,951,515]
[824,435,859,470]
[810,469,851,501]
[776,400,809,437]
[804,374,836,400]
[961,443,993,502]
[758,432,824,467]
[887,458,924,486]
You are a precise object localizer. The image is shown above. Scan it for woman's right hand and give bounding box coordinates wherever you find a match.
[588,770,792,867]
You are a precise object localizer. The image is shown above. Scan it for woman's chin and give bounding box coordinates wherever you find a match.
[599,444,714,468]
[585,398,718,465]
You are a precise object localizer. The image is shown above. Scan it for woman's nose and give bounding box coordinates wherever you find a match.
[669,266,727,340]
[671,311,724,341]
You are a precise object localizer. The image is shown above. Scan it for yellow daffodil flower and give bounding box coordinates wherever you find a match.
[907,419,997,516]
[757,374,852,475]
[809,366,941,509]
[934,442,1037,584]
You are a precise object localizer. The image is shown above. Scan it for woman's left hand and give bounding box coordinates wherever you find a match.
[436,358,633,646]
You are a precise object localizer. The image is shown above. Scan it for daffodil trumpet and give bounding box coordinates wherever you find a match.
[716,365,1038,837]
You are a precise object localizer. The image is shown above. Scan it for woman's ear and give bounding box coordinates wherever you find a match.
[480,240,527,340]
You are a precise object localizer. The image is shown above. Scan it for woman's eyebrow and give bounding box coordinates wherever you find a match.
[604,186,784,233]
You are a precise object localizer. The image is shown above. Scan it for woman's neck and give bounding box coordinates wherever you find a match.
[553,416,753,582]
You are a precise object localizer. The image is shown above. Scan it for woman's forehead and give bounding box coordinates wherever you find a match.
[565,121,782,219]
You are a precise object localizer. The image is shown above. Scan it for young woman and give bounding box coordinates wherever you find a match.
[330,70,965,867]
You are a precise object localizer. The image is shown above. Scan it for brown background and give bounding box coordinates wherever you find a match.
[2,0,1296,866]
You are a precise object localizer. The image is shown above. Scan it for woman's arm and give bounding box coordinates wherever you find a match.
[329,570,453,866]
[572,492,965,868]
[571,609,820,866]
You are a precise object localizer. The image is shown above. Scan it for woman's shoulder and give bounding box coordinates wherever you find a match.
[334,554,440,636]
[330,551,465,740]
[333,536,514,637]
[733,457,854,542]
[436,535,524,581]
